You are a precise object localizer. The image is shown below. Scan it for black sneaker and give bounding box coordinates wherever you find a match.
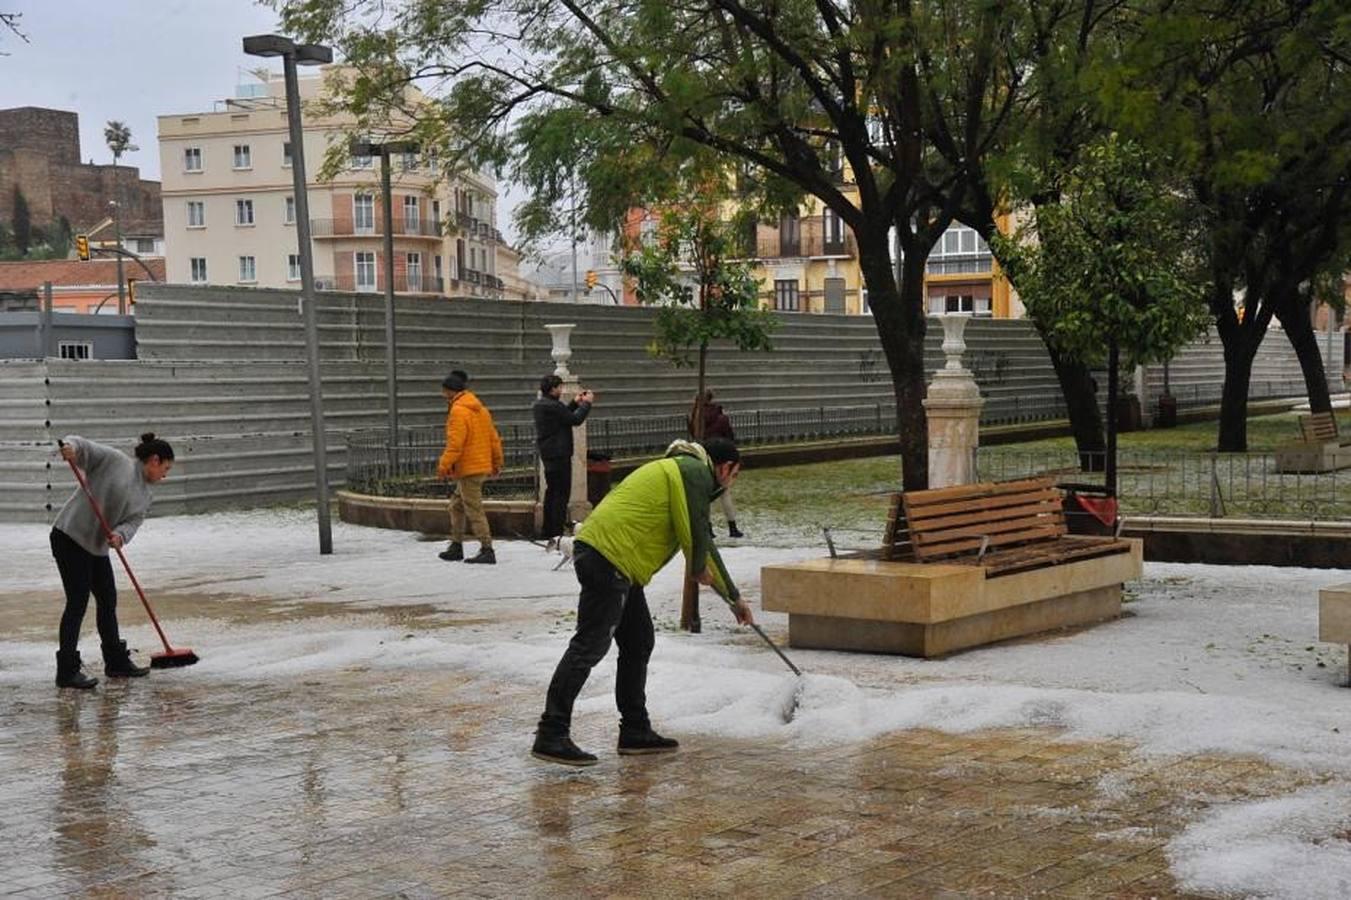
[531,733,599,767]
[728,525,745,539]
[617,727,679,755]
[438,542,464,561]
[464,547,496,565]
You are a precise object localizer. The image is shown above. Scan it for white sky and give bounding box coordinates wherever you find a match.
[0,0,535,245]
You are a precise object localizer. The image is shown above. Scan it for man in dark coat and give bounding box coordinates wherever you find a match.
[533,375,594,546]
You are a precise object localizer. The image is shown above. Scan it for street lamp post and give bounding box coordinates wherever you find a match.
[109,144,136,315]
[244,33,334,555]
[350,138,419,462]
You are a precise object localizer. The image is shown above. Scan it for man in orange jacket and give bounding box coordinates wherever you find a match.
[436,369,504,564]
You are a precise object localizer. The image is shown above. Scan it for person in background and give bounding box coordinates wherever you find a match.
[436,369,504,565]
[688,389,744,538]
[532,437,752,767]
[51,433,174,689]
[533,374,594,551]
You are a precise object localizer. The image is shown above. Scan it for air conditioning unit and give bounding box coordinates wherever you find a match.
[314,278,334,290]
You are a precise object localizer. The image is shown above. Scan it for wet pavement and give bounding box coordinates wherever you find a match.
[0,587,1322,899]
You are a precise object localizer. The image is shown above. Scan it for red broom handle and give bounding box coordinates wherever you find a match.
[60,446,174,653]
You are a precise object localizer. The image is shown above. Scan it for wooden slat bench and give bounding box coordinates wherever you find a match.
[763,477,1143,658]
[883,477,1133,576]
[1275,411,1351,473]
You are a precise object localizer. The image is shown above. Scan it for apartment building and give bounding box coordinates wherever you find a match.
[616,180,1014,317]
[158,69,522,300]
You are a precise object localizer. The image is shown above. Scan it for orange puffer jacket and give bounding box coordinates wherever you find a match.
[437,391,504,479]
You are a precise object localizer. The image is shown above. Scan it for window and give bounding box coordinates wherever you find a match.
[927,225,992,275]
[133,238,156,254]
[823,208,845,254]
[774,278,800,312]
[284,196,295,225]
[779,213,800,256]
[406,252,422,291]
[352,150,373,169]
[287,254,302,282]
[355,251,377,291]
[238,255,256,283]
[183,147,202,172]
[928,294,992,316]
[432,200,441,231]
[434,254,443,280]
[58,340,93,360]
[190,257,208,283]
[235,199,254,226]
[400,151,418,171]
[282,142,293,167]
[353,194,374,233]
[403,196,420,231]
[186,201,205,228]
[232,144,251,169]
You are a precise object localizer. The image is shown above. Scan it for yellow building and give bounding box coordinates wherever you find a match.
[158,67,529,301]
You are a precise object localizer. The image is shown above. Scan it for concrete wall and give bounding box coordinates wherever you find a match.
[0,311,135,360]
[0,281,1331,523]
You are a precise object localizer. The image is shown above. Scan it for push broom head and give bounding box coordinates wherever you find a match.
[151,647,200,669]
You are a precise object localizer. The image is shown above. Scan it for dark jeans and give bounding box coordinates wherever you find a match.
[50,528,121,656]
[538,542,654,738]
[540,456,572,539]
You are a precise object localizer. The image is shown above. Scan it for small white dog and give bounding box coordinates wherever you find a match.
[551,536,575,570]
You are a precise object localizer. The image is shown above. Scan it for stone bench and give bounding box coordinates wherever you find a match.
[1318,583,1351,686]
[762,477,1143,657]
[1275,411,1351,473]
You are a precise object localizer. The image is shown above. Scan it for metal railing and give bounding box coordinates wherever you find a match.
[978,447,1351,520]
[309,218,443,239]
[346,424,539,499]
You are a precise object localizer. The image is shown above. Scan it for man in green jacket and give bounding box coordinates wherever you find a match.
[532,437,753,767]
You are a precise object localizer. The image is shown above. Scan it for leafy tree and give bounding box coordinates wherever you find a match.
[1120,0,1351,450]
[994,136,1210,477]
[277,0,1057,490]
[10,186,31,256]
[622,196,773,631]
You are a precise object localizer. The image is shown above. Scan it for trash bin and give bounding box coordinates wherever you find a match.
[586,451,612,506]
[1059,482,1118,536]
[1156,393,1178,428]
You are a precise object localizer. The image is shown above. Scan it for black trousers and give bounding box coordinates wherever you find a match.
[50,528,121,656]
[539,542,654,737]
[541,456,572,539]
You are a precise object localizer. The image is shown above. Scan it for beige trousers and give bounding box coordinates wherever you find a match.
[449,474,492,547]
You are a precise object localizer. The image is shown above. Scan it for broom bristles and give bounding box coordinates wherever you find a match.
[150,649,200,669]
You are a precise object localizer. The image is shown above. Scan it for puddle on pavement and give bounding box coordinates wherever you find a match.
[0,590,528,638]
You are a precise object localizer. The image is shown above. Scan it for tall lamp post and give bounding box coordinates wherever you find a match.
[243,33,334,555]
[350,138,419,459]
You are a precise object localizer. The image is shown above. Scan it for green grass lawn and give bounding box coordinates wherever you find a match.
[729,408,1351,548]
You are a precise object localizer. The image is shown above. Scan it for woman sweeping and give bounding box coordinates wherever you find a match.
[52,433,174,689]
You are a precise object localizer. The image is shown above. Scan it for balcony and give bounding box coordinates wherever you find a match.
[448,212,504,243]
[309,218,443,240]
[328,273,445,294]
[739,214,857,260]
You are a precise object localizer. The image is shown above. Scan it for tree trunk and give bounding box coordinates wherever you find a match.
[1218,343,1257,451]
[857,226,929,490]
[1276,296,1332,414]
[681,339,708,633]
[1034,322,1106,470]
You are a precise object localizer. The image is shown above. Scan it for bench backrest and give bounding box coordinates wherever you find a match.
[1300,411,1339,443]
[883,476,1066,562]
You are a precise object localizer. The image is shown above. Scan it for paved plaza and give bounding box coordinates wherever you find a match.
[2,512,1350,898]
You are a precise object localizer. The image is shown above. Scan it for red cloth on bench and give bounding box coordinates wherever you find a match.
[1077,496,1118,526]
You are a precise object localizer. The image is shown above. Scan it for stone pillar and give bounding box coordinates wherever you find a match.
[923,314,985,488]
[543,323,592,527]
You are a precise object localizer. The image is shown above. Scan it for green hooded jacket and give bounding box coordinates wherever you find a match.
[575,440,739,601]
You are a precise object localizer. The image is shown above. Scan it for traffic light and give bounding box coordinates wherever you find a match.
[584,269,598,290]
[75,234,90,261]
[127,279,137,306]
